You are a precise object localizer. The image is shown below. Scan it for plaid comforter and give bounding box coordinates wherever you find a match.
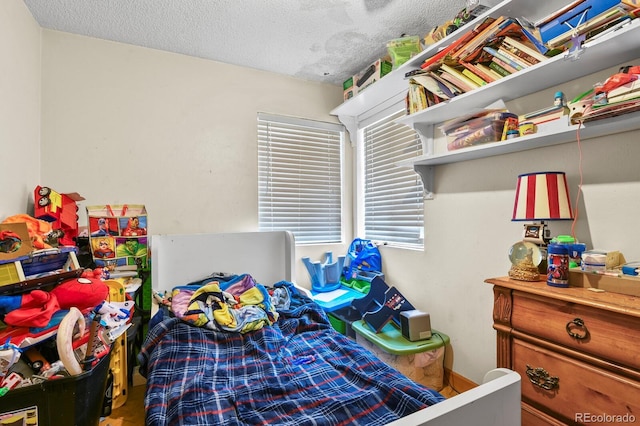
[138,282,444,425]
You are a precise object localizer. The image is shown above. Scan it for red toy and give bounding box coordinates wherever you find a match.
[33,186,85,246]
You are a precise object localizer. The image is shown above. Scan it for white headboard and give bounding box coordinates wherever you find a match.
[151,231,295,292]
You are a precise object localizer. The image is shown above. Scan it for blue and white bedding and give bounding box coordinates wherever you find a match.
[138,279,444,426]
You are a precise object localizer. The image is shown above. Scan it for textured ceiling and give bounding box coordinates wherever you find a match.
[23,0,469,86]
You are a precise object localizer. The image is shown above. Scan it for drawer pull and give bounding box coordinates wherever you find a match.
[566,317,589,340]
[526,365,559,390]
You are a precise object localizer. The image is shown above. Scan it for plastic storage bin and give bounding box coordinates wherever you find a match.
[327,305,361,339]
[442,111,518,151]
[0,351,111,426]
[352,320,449,391]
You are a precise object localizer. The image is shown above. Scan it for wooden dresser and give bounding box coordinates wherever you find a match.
[486,277,640,425]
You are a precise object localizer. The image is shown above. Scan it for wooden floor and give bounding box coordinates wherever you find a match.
[99,383,460,424]
[100,384,146,426]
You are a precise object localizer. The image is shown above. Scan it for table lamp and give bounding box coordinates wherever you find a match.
[508,171,573,280]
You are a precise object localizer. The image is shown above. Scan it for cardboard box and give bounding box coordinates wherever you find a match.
[0,223,33,261]
[569,268,640,297]
[343,76,355,101]
[354,58,392,94]
[569,251,640,297]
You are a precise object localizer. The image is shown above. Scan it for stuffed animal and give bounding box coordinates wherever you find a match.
[0,277,108,329]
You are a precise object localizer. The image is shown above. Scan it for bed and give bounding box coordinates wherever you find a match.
[139,231,521,425]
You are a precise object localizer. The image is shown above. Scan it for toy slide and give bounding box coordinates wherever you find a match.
[351,276,415,332]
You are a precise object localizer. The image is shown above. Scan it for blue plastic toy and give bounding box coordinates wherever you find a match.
[302,252,345,293]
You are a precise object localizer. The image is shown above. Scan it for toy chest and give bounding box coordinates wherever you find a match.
[352,320,449,391]
[0,247,81,295]
[0,351,111,426]
[442,111,518,151]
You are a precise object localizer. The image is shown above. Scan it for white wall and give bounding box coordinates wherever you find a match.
[381,64,640,383]
[0,0,42,217]
[37,29,351,274]
[5,0,640,385]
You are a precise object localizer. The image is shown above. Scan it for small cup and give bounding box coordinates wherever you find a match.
[519,122,537,136]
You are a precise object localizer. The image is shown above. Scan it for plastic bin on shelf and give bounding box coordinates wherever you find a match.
[0,350,112,426]
[327,305,361,339]
[442,111,518,152]
[352,320,449,391]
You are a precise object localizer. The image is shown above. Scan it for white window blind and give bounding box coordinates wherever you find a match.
[362,110,424,248]
[258,113,344,244]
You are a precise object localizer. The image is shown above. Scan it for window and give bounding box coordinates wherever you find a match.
[360,109,424,248]
[258,113,344,244]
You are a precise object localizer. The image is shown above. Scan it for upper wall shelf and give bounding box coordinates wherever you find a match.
[397,19,640,129]
[330,0,640,197]
[404,111,640,167]
[330,0,568,120]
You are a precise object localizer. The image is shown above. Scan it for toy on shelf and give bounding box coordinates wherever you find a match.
[302,252,345,293]
[518,91,570,127]
[33,186,85,247]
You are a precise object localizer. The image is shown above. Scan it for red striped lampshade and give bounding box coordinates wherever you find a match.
[512,171,573,221]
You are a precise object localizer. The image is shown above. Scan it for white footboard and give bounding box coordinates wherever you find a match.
[387,368,521,426]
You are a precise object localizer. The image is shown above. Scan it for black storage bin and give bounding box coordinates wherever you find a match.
[0,351,111,426]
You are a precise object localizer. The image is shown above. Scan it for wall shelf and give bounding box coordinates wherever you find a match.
[397,19,640,131]
[330,0,640,197]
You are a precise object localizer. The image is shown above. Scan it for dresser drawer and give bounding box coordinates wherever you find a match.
[511,291,640,371]
[513,338,640,424]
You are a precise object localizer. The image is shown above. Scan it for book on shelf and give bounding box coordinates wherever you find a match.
[502,36,548,63]
[426,90,443,107]
[492,56,519,74]
[409,74,455,100]
[519,105,569,125]
[534,0,587,28]
[437,69,474,93]
[461,68,488,86]
[427,71,465,97]
[497,46,535,68]
[454,18,529,63]
[514,17,549,55]
[546,4,632,48]
[607,77,640,98]
[585,16,633,43]
[488,61,512,77]
[459,61,497,84]
[439,63,480,92]
[420,17,496,70]
[407,81,428,114]
[483,46,524,71]
[450,16,508,61]
[603,90,640,105]
[475,62,505,81]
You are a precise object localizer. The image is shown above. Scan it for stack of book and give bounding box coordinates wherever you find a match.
[600,74,640,106]
[405,16,550,114]
[574,67,640,123]
[405,2,640,115]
